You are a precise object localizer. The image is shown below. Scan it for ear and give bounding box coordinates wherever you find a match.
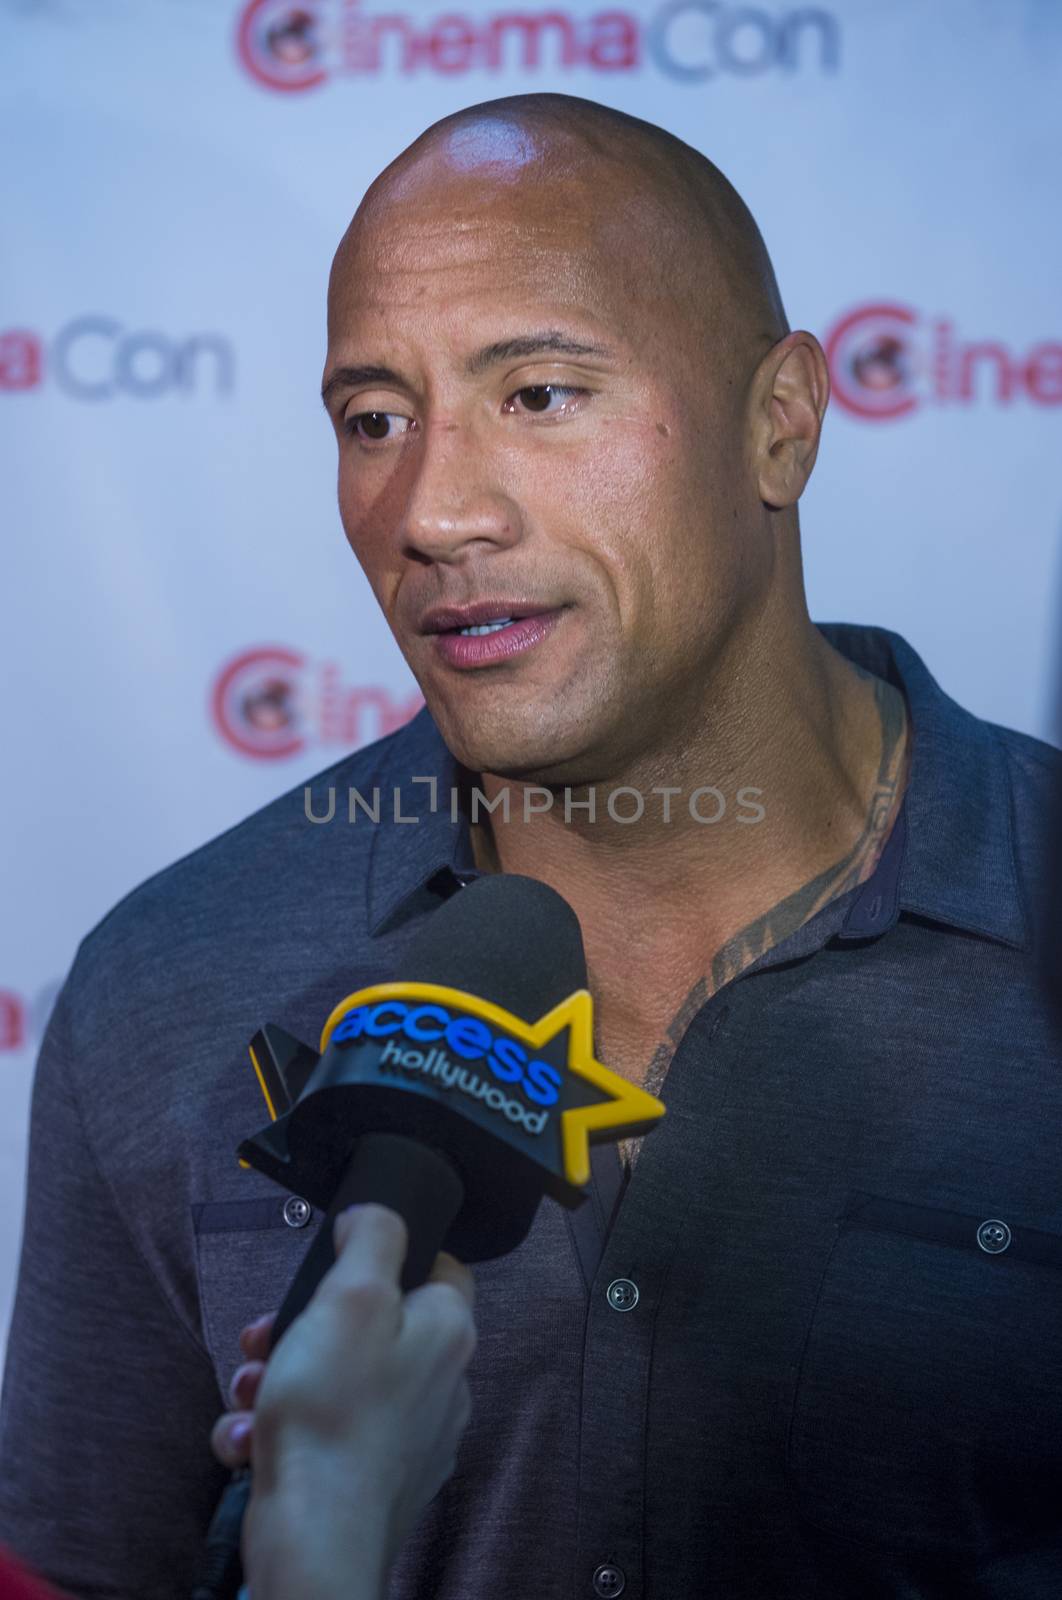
[751,332,830,510]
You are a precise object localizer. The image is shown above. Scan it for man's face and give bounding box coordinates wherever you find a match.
[322,122,762,784]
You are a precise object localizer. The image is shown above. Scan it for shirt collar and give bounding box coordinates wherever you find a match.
[819,623,1027,950]
[365,711,475,935]
[364,623,1028,951]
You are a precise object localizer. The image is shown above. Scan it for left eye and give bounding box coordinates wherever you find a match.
[344,411,414,442]
[504,384,583,415]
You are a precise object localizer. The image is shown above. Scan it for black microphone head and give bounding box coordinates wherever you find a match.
[238,872,610,1263]
[401,872,588,1018]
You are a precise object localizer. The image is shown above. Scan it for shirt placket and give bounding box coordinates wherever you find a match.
[567,851,894,1600]
[570,990,736,1600]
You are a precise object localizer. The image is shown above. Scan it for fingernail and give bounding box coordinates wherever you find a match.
[230,1419,251,1447]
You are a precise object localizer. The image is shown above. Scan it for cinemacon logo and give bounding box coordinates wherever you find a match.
[211,645,424,760]
[0,319,234,400]
[236,0,839,91]
[824,303,1062,421]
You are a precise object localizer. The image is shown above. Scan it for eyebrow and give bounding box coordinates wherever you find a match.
[320,329,614,411]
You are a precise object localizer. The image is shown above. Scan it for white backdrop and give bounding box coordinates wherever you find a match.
[3,0,1061,1362]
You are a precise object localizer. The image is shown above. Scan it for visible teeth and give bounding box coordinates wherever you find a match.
[458,618,514,637]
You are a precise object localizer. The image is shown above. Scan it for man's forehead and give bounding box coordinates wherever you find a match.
[330,158,676,333]
[326,271,629,383]
[335,213,609,299]
[345,164,627,262]
[327,222,662,373]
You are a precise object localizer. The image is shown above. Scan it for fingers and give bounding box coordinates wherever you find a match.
[327,1203,410,1295]
[228,1360,267,1411]
[238,1313,277,1362]
[403,1254,477,1382]
[236,1223,469,1376]
[211,1409,254,1469]
[427,1250,475,1313]
[328,1209,471,1314]
[322,1211,475,1370]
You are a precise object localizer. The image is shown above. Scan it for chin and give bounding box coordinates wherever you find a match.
[435,709,590,784]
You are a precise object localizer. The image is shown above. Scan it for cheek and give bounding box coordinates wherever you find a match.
[336,463,397,587]
[587,421,744,654]
[548,421,693,593]
[336,473,364,554]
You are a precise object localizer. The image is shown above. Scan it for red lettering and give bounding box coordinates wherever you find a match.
[315,664,424,746]
[930,319,953,401]
[1024,343,1062,405]
[343,8,380,71]
[341,4,637,77]
[484,11,578,70]
[957,341,1017,404]
[0,992,24,1052]
[834,303,1062,415]
[586,10,639,68]
[429,13,476,70]
[335,686,424,744]
[368,14,418,72]
[0,330,42,392]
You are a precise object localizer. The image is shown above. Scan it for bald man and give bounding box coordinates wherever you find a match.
[3,93,1062,1600]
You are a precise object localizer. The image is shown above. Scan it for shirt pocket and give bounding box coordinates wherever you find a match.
[192,1194,323,1400]
[785,1190,1062,1559]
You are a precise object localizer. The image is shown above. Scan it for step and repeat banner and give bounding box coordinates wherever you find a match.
[2,0,1060,1356]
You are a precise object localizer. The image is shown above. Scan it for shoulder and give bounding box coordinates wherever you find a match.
[990,719,1062,781]
[60,714,437,1048]
[987,719,1062,843]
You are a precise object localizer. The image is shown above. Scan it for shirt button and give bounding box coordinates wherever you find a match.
[606,1278,639,1311]
[976,1218,1011,1253]
[592,1563,626,1596]
[283,1196,313,1228]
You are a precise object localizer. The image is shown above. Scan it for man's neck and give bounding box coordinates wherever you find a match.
[465,621,909,1174]
[467,626,909,973]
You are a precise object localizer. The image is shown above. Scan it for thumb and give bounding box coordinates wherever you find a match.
[332,1203,364,1252]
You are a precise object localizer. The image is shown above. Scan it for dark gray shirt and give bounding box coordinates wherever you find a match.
[2,623,1061,1599]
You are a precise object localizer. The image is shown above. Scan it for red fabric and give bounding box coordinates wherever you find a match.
[0,1549,67,1600]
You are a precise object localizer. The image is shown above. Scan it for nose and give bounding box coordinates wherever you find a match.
[400,419,522,565]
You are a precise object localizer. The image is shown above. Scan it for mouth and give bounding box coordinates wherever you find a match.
[418,601,568,670]
[455,617,518,638]
[419,601,558,636]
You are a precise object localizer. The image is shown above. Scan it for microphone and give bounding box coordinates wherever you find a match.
[191,873,666,1599]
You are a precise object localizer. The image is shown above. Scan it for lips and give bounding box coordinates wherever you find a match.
[419,600,555,635]
[424,607,567,670]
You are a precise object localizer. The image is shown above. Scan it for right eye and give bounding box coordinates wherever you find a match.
[343,411,416,443]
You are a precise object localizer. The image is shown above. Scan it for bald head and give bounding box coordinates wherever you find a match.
[333,94,788,377]
[320,93,830,785]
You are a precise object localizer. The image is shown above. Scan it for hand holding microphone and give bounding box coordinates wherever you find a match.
[194,875,666,1597]
[210,1202,475,1600]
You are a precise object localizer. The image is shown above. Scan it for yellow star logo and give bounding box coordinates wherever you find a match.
[318,982,666,1189]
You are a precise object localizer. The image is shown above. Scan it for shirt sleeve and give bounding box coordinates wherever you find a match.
[0,980,231,1600]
